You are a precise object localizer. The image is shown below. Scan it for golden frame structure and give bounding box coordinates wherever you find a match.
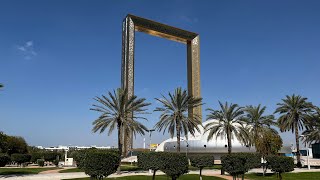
[121,14,202,150]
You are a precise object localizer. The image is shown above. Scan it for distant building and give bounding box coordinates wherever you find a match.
[156,119,292,160]
[36,145,112,151]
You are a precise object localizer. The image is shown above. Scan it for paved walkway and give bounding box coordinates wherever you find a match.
[0,169,230,180]
[1,168,320,180]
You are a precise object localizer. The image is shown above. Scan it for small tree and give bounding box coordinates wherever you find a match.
[30,152,43,163]
[266,156,294,180]
[0,153,11,167]
[189,155,214,180]
[221,153,260,180]
[37,159,45,167]
[73,148,97,169]
[160,153,189,180]
[137,152,164,180]
[82,150,119,180]
[43,152,60,162]
[11,154,31,167]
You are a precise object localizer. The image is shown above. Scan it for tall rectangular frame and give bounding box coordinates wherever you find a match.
[121,14,202,150]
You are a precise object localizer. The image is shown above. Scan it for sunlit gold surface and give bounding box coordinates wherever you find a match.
[121,14,202,152]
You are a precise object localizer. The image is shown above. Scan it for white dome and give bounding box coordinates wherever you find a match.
[156,119,253,153]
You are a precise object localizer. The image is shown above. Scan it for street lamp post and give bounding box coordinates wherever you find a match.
[147,129,155,151]
[300,135,310,170]
[181,137,189,157]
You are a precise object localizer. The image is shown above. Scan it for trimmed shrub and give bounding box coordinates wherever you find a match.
[138,152,165,180]
[11,154,31,166]
[189,154,214,179]
[0,153,11,167]
[82,150,119,179]
[73,149,90,169]
[37,159,45,167]
[221,153,260,180]
[266,155,294,180]
[160,152,188,180]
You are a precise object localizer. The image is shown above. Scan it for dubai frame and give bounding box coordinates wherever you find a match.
[121,14,202,151]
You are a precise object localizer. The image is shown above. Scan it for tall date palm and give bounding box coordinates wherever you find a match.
[302,107,320,144]
[243,105,276,146]
[204,101,249,154]
[154,87,203,152]
[91,88,150,160]
[274,94,314,167]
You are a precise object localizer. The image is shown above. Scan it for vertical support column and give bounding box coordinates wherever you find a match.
[121,17,135,156]
[122,17,135,98]
[187,35,202,121]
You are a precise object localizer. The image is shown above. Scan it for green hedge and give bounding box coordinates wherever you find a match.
[138,152,165,180]
[73,149,92,169]
[43,152,60,161]
[266,155,294,180]
[11,154,31,166]
[160,152,189,180]
[82,150,119,179]
[30,152,43,163]
[31,152,62,163]
[0,153,11,167]
[221,153,260,179]
[189,154,214,179]
[138,152,189,180]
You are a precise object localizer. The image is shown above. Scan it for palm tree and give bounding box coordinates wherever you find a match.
[243,105,276,147]
[302,107,320,144]
[274,94,314,167]
[91,88,150,161]
[154,87,203,152]
[204,101,249,154]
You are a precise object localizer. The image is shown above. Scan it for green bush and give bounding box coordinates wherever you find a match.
[0,153,11,167]
[189,154,214,179]
[82,150,119,179]
[30,152,43,163]
[221,153,260,180]
[73,149,90,169]
[266,155,294,180]
[73,148,118,170]
[11,154,31,166]
[37,159,45,167]
[43,152,60,161]
[138,152,165,180]
[160,152,188,180]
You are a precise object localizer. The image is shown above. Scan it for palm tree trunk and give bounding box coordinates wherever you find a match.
[294,120,301,167]
[176,121,181,152]
[117,122,122,174]
[227,128,232,154]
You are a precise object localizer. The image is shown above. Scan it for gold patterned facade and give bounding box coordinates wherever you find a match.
[121,14,202,152]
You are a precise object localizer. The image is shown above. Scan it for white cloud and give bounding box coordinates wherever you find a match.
[26,41,33,47]
[17,40,37,59]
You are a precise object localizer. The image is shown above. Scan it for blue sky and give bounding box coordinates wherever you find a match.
[0,0,320,148]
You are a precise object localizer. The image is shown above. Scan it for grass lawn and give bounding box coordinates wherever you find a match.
[0,167,59,175]
[189,165,222,170]
[64,174,225,180]
[59,165,142,173]
[60,165,221,173]
[245,172,320,180]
